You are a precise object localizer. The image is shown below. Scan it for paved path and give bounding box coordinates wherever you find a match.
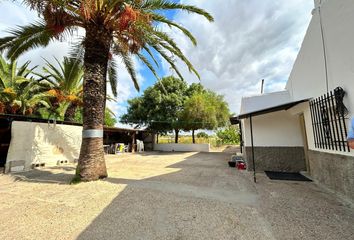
[0,152,353,239]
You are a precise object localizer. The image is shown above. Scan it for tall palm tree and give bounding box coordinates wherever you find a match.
[40,57,84,121]
[0,55,50,115]
[0,0,213,181]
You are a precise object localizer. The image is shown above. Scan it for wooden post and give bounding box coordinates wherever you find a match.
[131,132,136,153]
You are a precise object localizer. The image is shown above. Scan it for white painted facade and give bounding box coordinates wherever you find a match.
[242,110,304,147]
[240,0,354,157]
[286,0,354,115]
[6,121,82,172]
[285,0,354,157]
[154,143,210,152]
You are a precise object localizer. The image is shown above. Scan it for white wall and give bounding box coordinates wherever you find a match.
[154,144,210,152]
[6,121,82,172]
[242,110,304,147]
[240,91,291,116]
[286,0,354,115]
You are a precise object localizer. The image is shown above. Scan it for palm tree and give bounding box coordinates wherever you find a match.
[0,55,50,115]
[0,0,214,181]
[40,57,84,121]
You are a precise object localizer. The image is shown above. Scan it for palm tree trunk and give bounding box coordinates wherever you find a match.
[175,129,179,143]
[77,25,111,181]
[64,104,77,122]
[192,130,195,144]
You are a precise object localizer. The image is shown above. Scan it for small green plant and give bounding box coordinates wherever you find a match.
[70,167,82,185]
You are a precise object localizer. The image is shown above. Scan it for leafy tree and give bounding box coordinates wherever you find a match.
[0,56,50,115]
[216,125,240,145]
[180,89,230,143]
[73,108,117,127]
[0,0,213,181]
[180,92,216,143]
[122,76,188,143]
[186,83,205,97]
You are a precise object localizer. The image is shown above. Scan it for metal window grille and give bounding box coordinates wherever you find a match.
[309,87,350,152]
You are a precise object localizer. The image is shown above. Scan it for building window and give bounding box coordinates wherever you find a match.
[309,87,350,152]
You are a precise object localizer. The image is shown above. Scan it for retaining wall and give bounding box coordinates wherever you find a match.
[5,121,82,172]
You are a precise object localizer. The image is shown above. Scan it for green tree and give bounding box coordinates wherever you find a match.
[73,108,117,127]
[0,56,50,115]
[181,89,230,143]
[180,92,216,143]
[122,76,188,143]
[0,0,213,181]
[216,125,240,145]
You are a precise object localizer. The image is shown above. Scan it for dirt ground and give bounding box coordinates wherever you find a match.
[0,151,353,240]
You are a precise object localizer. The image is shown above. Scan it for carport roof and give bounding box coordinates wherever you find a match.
[237,98,309,119]
[0,114,147,133]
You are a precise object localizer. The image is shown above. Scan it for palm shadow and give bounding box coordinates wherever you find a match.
[75,151,258,240]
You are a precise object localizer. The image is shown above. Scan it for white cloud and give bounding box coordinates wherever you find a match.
[161,0,314,114]
[0,0,314,121]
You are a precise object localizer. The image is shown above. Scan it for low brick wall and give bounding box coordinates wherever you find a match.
[308,150,354,202]
[244,146,306,172]
[154,144,210,152]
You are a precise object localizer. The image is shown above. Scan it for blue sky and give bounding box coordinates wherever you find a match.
[0,0,314,127]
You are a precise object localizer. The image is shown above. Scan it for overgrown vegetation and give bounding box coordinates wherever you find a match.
[216,126,240,145]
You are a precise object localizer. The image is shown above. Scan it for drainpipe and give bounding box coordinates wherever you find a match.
[239,121,243,154]
[318,0,329,92]
[250,115,257,183]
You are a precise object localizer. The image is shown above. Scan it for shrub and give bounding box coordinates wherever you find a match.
[216,126,240,145]
[197,132,209,138]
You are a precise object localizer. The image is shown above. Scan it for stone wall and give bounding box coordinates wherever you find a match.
[308,150,354,202]
[244,147,306,172]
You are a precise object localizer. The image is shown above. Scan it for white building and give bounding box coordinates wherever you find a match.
[237,0,354,202]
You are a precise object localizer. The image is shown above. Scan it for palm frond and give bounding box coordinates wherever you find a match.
[150,44,183,80]
[158,40,200,79]
[0,21,54,60]
[150,13,197,46]
[120,52,140,91]
[143,46,159,67]
[107,58,118,97]
[136,52,159,80]
[140,0,214,22]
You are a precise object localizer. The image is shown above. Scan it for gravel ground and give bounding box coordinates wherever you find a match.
[0,151,353,240]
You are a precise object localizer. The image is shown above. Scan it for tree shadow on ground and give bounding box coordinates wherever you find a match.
[74,151,263,240]
[11,166,76,184]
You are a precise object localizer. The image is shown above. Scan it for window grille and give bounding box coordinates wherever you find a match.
[309,87,350,152]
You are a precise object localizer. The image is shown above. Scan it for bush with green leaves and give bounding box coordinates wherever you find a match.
[197,132,209,139]
[216,126,240,145]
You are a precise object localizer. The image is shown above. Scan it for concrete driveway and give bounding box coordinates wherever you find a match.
[0,151,353,240]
